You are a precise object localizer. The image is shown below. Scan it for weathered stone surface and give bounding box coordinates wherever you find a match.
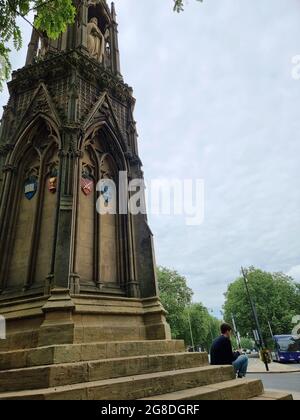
[0,295,172,352]
[141,379,264,401]
[0,352,208,392]
[249,391,293,401]
[0,339,293,400]
[0,330,39,352]
[0,365,235,400]
[0,340,185,370]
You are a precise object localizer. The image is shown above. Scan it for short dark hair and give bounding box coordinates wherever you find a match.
[221,323,232,335]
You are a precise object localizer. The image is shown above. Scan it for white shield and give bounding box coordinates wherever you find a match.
[0,315,6,340]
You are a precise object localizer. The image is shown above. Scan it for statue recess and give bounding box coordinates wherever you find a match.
[87,17,107,64]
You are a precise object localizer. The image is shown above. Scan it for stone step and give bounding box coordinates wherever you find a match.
[0,352,208,393]
[0,330,38,352]
[0,365,235,400]
[249,390,293,401]
[0,325,164,352]
[139,378,264,400]
[0,339,186,370]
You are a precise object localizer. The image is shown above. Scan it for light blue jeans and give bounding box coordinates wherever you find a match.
[232,355,248,378]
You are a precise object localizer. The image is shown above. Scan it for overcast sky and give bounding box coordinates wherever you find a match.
[1,0,300,315]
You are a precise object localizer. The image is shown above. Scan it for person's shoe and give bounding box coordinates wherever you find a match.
[237,373,245,378]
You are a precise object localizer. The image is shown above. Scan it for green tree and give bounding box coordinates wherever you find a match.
[157,266,221,349]
[231,336,255,351]
[0,0,76,90]
[157,266,193,338]
[0,0,203,90]
[205,314,220,350]
[181,304,220,351]
[223,267,300,343]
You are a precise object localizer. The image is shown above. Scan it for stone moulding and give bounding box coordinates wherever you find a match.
[0,292,171,351]
[9,50,134,104]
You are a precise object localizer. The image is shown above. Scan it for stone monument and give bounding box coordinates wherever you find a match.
[0,0,170,346]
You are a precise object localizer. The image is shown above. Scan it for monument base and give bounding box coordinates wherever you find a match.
[0,289,171,351]
[0,290,292,400]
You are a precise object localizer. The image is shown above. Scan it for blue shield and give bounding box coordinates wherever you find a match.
[101,184,113,205]
[24,177,38,200]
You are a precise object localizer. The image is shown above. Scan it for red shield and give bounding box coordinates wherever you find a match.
[48,177,57,193]
[81,177,94,196]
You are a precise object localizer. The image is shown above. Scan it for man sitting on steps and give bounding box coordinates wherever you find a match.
[210,323,248,378]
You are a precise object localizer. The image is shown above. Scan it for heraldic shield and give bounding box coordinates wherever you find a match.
[24,176,38,200]
[48,177,57,193]
[81,172,94,196]
[48,167,58,194]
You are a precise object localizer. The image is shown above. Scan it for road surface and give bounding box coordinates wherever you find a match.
[248,372,300,399]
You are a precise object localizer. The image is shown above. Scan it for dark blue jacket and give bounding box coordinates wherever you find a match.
[210,335,239,365]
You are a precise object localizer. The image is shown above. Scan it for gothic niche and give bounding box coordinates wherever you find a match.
[75,135,121,292]
[37,32,49,59]
[99,153,118,287]
[3,122,59,293]
[87,2,111,66]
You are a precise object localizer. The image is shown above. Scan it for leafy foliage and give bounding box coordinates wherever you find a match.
[231,336,255,351]
[157,266,193,338]
[0,0,76,90]
[157,266,220,350]
[223,267,300,343]
[34,0,76,38]
[173,0,203,13]
[182,303,220,351]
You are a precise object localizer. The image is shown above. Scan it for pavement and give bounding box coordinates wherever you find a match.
[248,357,300,374]
[247,358,300,400]
[248,372,300,400]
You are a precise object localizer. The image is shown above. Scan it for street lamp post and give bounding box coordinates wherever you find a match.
[208,308,215,347]
[187,306,195,352]
[241,267,269,372]
[231,313,242,349]
[268,320,274,339]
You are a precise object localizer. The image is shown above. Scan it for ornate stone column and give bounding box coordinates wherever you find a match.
[76,0,89,53]
[110,2,122,79]
[51,133,80,291]
[25,27,39,66]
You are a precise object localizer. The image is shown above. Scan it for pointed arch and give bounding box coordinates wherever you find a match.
[73,140,98,290]
[69,124,132,294]
[83,120,129,173]
[0,115,60,294]
[8,114,61,167]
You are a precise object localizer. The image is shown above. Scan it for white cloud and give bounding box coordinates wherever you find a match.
[287,265,300,282]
